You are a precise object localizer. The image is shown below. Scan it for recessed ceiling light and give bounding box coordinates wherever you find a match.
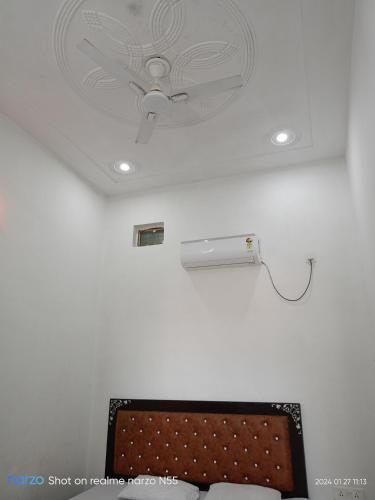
[119,162,130,172]
[113,160,136,174]
[271,129,297,146]
[276,132,288,143]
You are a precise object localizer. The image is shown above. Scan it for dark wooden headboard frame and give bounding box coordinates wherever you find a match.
[105,399,308,499]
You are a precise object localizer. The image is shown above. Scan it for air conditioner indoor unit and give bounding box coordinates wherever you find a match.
[181,234,261,269]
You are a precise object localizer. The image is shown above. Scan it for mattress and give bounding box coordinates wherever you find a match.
[69,485,208,500]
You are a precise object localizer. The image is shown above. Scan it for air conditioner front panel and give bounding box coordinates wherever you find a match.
[181,234,261,269]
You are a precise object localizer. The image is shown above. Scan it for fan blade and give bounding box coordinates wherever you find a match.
[77,39,148,89]
[167,101,200,123]
[172,75,243,100]
[135,113,158,144]
[129,81,146,96]
[170,93,189,103]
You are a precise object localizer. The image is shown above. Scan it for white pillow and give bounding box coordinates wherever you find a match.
[206,482,281,500]
[118,475,200,500]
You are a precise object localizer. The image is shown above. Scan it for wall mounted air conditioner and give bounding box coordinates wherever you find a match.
[181,234,261,269]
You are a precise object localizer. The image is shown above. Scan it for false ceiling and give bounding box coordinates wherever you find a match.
[0,0,354,195]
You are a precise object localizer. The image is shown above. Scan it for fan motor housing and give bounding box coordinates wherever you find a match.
[142,90,170,114]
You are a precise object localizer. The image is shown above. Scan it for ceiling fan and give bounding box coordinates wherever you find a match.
[77,39,243,144]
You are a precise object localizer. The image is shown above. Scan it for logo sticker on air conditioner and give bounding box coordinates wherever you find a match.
[245,237,253,250]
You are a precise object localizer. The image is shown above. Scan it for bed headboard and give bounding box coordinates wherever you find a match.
[105,399,308,499]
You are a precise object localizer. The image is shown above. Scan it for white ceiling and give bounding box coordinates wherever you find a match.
[0,0,354,196]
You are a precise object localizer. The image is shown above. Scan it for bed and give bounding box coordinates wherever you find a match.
[70,485,208,499]
[70,399,308,499]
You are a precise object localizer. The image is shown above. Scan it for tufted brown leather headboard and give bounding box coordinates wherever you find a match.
[105,399,308,499]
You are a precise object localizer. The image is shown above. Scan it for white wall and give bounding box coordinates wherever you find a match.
[0,113,104,500]
[347,0,375,325]
[1,106,373,500]
[87,160,374,500]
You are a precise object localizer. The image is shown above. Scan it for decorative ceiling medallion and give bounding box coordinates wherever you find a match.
[54,0,255,127]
